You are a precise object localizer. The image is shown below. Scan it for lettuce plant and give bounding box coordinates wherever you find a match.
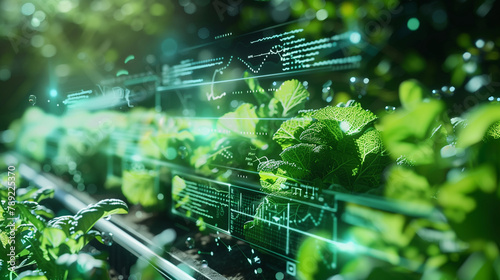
[259,100,390,194]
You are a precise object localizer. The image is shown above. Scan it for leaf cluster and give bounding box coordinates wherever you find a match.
[259,101,389,193]
[0,181,128,280]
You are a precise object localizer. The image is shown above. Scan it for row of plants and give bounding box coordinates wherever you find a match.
[4,73,500,278]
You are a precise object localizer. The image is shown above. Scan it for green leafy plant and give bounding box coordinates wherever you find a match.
[339,79,500,279]
[0,176,128,280]
[259,100,389,194]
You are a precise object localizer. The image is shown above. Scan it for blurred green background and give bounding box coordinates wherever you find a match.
[1,0,499,128]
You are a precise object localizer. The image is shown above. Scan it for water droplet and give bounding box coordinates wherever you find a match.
[322,81,334,103]
[488,96,495,101]
[349,77,369,97]
[102,232,114,246]
[431,89,441,99]
[28,95,37,105]
[440,86,455,96]
[178,146,188,159]
[185,237,195,249]
[201,260,208,268]
[385,106,396,113]
[440,144,457,158]
[104,216,111,221]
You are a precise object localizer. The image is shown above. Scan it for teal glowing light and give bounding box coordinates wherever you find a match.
[349,32,361,44]
[407,18,420,31]
[50,89,57,97]
[124,55,135,64]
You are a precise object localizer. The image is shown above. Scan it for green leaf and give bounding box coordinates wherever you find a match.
[273,115,313,149]
[72,199,128,235]
[16,202,47,230]
[457,103,500,148]
[48,216,75,236]
[41,227,67,259]
[56,253,109,280]
[274,79,310,117]
[279,143,316,171]
[299,120,343,146]
[243,71,271,104]
[385,165,433,205]
[122,170,160,208]
[217,103,259,137]
[258,159,310,192]
[381,99,444,164]
[438,165,498,242]
[312,102,377,135]
[42,228,67,248]
[485,121,500,140]
[32,205,55,219]
[33,188,54,202]
[351,129,389,191]
[399,79,429,110]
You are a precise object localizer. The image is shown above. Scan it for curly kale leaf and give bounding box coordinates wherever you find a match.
[260,101,389,193]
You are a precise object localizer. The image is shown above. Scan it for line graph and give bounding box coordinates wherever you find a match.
[171,172,338,263]
[159,20,364,92]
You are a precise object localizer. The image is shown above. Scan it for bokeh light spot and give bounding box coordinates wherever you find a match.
[316,9,328,21]
[21,3,35,16]
[41,44,57,57]
[407,17,420,31]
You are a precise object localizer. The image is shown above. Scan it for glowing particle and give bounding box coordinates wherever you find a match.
[316,9,328,21]
[50,89,57,97]
[349,32,361,44]
[385,106,396,113]
[475,39,485,48]
[124,55,135,64]
[21,3,35,16]
[41,44,57,57]
[407,17,420,31]
[462,52,471,61]
[116,70,129,77]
